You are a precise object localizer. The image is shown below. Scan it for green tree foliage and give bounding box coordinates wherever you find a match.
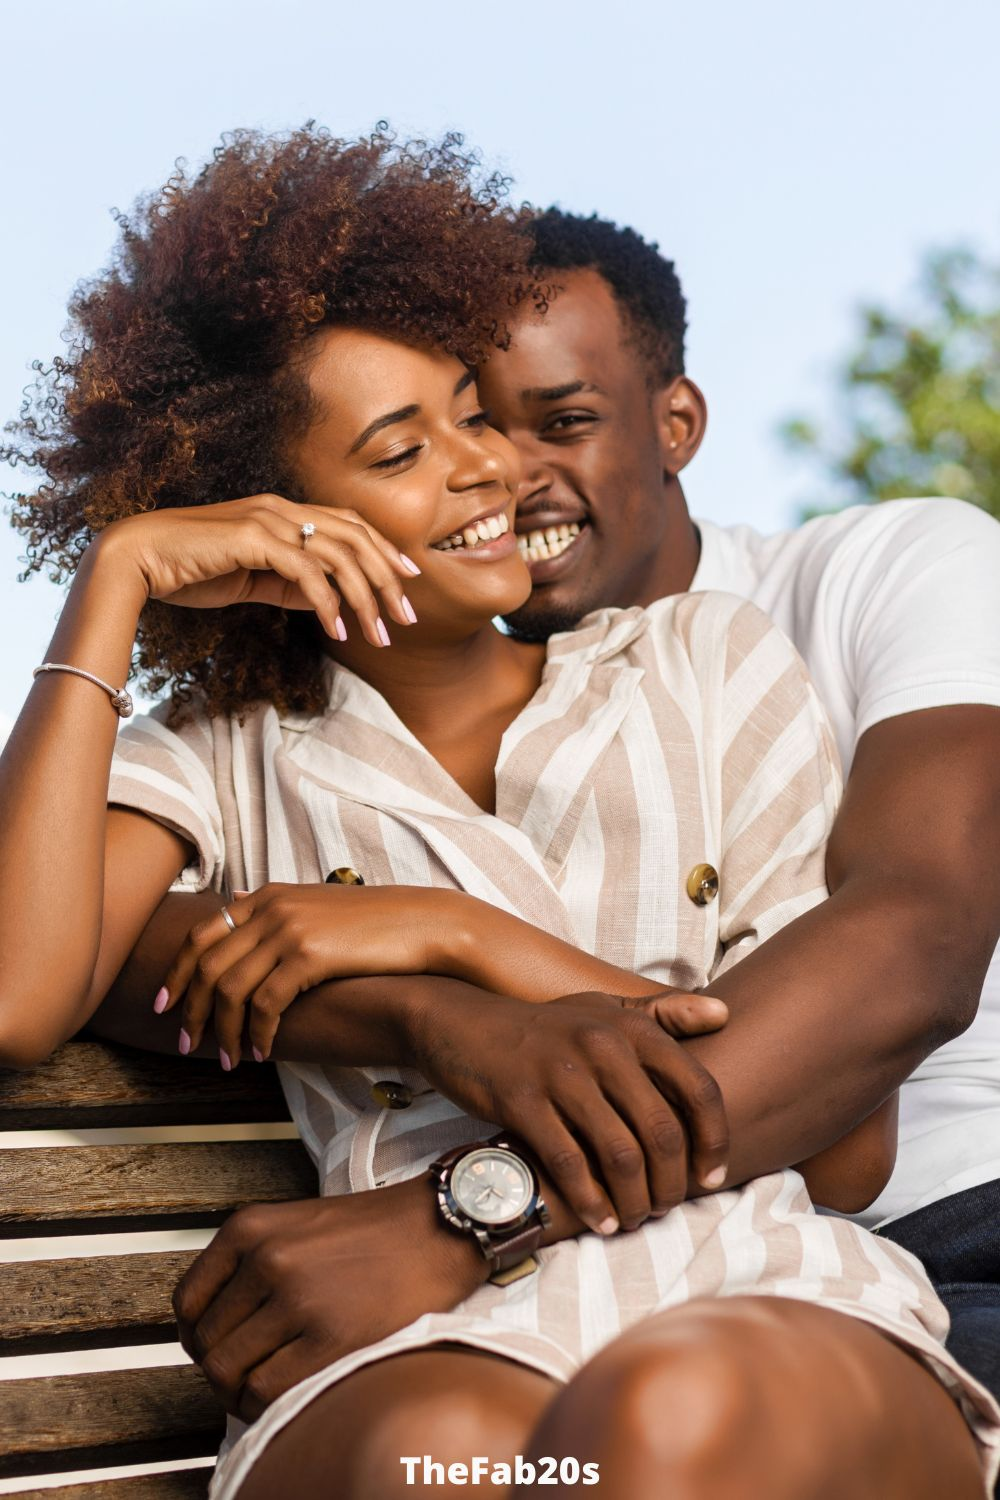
[781,248,1000,520]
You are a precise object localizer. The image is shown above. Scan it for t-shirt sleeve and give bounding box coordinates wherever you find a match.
[108,701,225,893]
[697,595,842,979]
[848,499,1000,740]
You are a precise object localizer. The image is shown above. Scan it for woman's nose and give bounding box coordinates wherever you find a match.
[448,429,514,492]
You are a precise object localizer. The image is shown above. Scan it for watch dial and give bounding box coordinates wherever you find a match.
[451,1149,533,1225]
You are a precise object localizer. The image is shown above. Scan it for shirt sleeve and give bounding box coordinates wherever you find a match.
[108,701,225,893]
[688,594,842,980]
[845,499,1000,742]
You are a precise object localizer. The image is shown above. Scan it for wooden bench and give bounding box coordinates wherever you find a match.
[0,1039,316,1497]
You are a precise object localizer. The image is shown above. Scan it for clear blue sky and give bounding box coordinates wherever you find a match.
[2,0,998,727]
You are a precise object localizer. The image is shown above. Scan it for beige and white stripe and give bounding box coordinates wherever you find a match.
[107,591,1000,1492]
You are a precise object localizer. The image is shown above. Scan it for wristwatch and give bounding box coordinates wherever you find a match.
[430,1133,551,1286]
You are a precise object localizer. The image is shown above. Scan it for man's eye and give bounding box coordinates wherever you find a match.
[372,444,423,470]
[544,412,595,434]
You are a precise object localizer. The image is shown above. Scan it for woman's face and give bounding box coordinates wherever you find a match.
[289,328,531,634]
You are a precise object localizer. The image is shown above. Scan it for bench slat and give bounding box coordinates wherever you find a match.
[0,1366,223,1479]
[0,1041,290,1128]
[0,1141,316,1231]
[0,1251,199,1354]
[10,1470,209,1498]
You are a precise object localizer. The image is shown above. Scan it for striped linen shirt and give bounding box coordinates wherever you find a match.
[107,591,1000,1490]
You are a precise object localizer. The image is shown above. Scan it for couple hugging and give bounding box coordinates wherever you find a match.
[3,125,1000,1499]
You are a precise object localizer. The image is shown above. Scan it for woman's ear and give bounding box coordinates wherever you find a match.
[653,376,708,477]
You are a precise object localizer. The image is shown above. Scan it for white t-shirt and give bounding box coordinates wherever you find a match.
[692,497,1000,1227]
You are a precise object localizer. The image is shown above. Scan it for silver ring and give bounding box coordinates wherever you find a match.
[300,522,316,549]
[220,905,237,934]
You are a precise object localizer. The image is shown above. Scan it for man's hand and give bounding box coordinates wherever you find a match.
[406,988,730,1234]
[174,1176,487,1423]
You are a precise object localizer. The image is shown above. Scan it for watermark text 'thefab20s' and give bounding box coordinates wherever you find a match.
[400,1456,600,1486]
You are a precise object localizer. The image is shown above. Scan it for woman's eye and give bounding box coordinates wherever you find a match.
[461,409,491,429]
[372,444,423,470]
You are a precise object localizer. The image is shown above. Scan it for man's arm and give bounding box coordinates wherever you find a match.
[682,704,1000,1208]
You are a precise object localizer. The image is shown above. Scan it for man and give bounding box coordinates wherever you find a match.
[475,208,1000,1392]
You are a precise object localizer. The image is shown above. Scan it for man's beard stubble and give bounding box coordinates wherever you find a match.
[501,597,590,643]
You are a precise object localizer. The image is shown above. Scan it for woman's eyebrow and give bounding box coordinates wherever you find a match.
[348,404,420,456]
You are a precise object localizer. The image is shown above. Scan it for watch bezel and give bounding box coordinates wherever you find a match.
[436,1145,542,1236]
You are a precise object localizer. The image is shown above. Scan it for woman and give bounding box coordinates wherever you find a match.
[2,126,997,1499]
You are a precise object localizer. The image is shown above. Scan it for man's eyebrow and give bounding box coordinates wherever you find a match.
[348,404,420,456]
[520,380,604,402]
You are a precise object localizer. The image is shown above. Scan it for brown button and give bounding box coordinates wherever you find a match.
[686,863,719,906]
[371,1080,413,1110]
[326,866,365,886]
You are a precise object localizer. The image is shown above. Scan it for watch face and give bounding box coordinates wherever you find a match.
[451,1149,534,1226]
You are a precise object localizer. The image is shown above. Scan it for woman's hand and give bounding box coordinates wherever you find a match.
[157,882,464,1063]
[408,987,729,1234]
[98,492,421,648]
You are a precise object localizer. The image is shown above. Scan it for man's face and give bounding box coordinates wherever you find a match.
[478,268,700,640]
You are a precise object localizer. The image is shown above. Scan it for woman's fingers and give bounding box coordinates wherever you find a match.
[246,959,313,1061]
[640,1030,729,1192]
[161,900,260,1057]
[251,499,420,644]
[206,940,287,1068]
[515,1105,619,1237]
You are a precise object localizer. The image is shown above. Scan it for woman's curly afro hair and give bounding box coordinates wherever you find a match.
[4,124,535,719]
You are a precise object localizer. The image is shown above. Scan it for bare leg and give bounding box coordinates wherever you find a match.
[234,1346,557,1500]
[518,1296,985,1499]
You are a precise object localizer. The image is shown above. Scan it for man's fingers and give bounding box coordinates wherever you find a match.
[601,1075,689,1215]
[517,1108,619,1237]
[173,1235,245,1354]
[561,1091,651,1232]
[199,1302,300,1417]
[236,1332,333,1424]
[642,1038,729,1192]
[645,992,729,1038]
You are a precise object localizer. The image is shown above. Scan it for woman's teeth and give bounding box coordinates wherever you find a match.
[517,522,581,564]
[435,512,510,551]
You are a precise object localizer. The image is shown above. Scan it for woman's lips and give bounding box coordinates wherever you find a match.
[433,529,518,562]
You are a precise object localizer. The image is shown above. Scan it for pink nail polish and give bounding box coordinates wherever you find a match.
[219,1049,232,1072]
[334,616,347,642]
[178,1029,191,1056]
[400,595,417,625]
[153,986,169,1014]
[375,618,391,647]
[597,1216,619,1236]
[399,554,421,576]
[252,1046,264,1064]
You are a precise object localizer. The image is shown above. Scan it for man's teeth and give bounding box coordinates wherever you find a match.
[517,522,581,564]
[435,512,510,551]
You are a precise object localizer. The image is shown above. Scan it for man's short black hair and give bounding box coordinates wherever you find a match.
[529,208,687,385]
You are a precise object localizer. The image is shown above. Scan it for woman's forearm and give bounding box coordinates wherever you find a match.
[0,534,152,1064]
[437,895,664,1002]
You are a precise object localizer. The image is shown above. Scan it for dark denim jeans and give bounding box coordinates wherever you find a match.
[878,1178,1000,1492]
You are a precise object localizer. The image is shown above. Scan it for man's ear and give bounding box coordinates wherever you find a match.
[653,376,708,476]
